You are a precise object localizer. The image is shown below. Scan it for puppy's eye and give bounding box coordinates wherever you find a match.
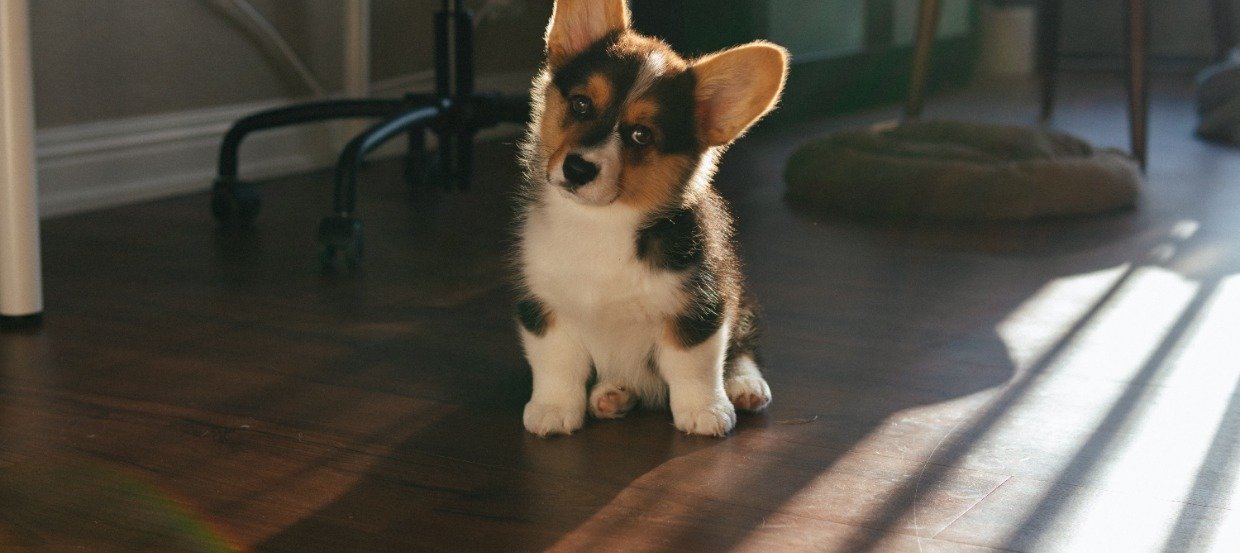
[569,95,593,117]
[628,125,653,147]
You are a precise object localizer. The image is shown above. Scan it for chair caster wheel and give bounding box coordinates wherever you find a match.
[212,178,261,225]
[318,216,364,270]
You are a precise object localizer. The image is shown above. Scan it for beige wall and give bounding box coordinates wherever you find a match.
[29,0,550,129]
[1060,0,1238,62]
[27,0,1237,130]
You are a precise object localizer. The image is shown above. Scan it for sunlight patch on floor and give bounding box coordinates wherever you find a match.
[1084,273,1240,502]
[992,275,1240,551]
[832,260,1227,550]
[996,264,1132,373]
[932,270,1240,552]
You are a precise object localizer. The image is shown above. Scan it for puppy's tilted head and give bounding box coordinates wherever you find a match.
[523,0,788,210]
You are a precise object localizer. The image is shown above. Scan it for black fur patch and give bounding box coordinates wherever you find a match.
[644,71,699,155]
[579,118,616,148]
[636,207,703,272]
[551,31,638,115]
[550,31,698,158]
[516,297,552,336]
[638,206,727,347]
[672,268,725,347]
[726,296,761,367]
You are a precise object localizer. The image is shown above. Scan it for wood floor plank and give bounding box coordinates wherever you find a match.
[4,73,1240,551]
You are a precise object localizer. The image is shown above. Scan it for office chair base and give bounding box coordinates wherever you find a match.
[212,0,527,270]
[211,177,261,226]
[318,215,364,271]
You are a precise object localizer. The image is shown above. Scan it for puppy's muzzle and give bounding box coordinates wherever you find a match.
[562,154,600,189]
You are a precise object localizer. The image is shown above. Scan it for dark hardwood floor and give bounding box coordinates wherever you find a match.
[4,72,1240,552]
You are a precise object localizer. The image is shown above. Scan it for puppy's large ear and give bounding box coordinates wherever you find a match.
[692,42,789,147]
[545,0,630,66]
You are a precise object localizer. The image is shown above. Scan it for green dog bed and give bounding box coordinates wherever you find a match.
[784,120,1141,221]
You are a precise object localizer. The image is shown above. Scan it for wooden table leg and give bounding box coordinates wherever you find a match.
[1125,0,1149,169]
[0,0,44,328]
[1037,0,1063,122]
[905,0,941,120]
[1211,0,1236,61]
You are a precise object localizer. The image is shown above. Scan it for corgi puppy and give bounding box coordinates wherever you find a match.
[515,0,787,436]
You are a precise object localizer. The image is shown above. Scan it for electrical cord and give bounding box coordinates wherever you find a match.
[202,0,326,96]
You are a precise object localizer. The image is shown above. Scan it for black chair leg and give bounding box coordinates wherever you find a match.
[1125,0,1149,169]
[1212,0,1236,61]
[905,0,942,120]
[215,0,531,269]
[320,105,442,269]
[455,130,476,191]
[1037,0,1063,122]
[404,127,428,189]
[434,127,457,191]
[212,99,407,226]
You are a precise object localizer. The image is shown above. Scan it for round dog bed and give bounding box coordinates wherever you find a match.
[784,120,1141,221]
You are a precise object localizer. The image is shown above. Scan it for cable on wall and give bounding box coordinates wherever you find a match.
[202,0,326,96]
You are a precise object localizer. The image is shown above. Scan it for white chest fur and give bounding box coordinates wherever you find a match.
[520,192,686,390]
[521,194,684,328]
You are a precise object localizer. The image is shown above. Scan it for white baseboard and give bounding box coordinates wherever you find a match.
[35,70,533,219]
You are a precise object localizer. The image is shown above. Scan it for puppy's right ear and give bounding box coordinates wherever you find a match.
[692,42,788,147]
[545,0,630,66]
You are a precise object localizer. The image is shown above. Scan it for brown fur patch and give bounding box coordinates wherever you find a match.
[624,99,658,123]
[614,98,694,211]
[585,74,613,112]
[617,152,694,212]
[663,318,689,350]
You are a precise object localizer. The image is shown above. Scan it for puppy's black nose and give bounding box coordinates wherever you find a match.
[562,154,599,188]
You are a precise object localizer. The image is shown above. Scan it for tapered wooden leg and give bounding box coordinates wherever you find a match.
[1125,0,1149,169]
[905,0,942,120]
[1211,0,1236,61]
[1036,0,1063,122]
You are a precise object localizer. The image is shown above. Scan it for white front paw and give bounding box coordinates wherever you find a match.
[524,402,585,437]
[672,397,737,437]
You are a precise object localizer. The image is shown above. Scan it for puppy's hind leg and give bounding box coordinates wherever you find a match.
[726,355,771,412]
[589,381,637,419]
[725,299,770,412]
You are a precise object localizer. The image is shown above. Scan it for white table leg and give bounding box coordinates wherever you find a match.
[343,0,371,98]
[0,0,44,327]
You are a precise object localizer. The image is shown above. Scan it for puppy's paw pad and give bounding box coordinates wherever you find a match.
[589,384,636,419]
[673,400,737,437]
[727,375,771,412]
[523,402,585,437]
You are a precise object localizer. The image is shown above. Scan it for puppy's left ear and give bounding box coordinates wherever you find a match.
[545,0,630,66]
[692,41,789,147]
